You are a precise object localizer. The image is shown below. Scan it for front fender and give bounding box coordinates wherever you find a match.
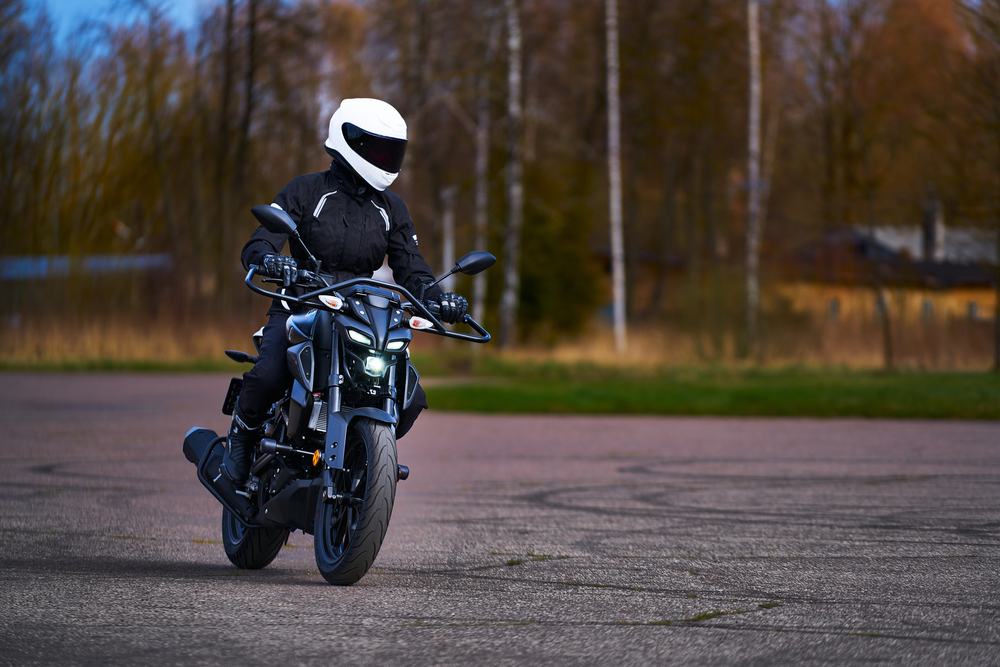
[324,407,396,470]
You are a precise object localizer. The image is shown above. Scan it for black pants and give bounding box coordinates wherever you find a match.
[237,311,427,439]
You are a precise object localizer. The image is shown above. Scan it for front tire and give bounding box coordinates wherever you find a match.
[221,508,289,569]
[314,418,397,585]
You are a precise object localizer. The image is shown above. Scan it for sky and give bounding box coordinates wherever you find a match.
[41,0,203,39]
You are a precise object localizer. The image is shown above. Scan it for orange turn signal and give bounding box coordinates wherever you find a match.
[312,450,322,467]
[318,294,344,310]
[409,316,433,330]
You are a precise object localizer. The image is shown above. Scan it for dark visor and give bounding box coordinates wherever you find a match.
[342,122,407,173]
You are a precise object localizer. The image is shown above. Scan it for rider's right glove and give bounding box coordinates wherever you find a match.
[261,253,298,280]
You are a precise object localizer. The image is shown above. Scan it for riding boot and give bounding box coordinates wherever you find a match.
[222,401,262,486]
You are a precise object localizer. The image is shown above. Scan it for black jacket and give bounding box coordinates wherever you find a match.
[242,159,443,314]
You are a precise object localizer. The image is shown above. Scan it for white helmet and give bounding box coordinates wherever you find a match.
[325,98,407,191]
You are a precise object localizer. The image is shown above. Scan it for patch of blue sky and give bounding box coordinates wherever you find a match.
[42,0,203,41]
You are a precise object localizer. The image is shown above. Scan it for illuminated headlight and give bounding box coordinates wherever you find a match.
[386,339,408,352]
[364,355,387,377]
[348,329,372,346]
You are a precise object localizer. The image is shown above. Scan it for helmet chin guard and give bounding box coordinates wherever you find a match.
[325,99,407,191]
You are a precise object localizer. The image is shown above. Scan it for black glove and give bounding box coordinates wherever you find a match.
[430,292,468,324]
[261,254,298,284]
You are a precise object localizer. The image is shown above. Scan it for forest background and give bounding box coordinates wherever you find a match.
[2,0,1000,372]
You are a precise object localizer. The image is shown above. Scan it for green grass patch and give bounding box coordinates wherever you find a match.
[424,363,1000,419]
[556,580,607,588]
[8,353,999,419]
[685,609,749,622]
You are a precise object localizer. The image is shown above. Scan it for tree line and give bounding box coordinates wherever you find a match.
[2,0,999,362]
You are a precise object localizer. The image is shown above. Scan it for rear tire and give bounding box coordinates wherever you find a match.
[221,508,288,569]
[314,418,397,585]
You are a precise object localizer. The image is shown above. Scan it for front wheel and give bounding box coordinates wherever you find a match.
[314,418,398,585]
[221,508,289,569]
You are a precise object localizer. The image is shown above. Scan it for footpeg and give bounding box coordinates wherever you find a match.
[397,465,409,481]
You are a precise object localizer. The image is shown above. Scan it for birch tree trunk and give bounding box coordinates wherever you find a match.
[440,186,457,292]
[473,16,500,325]
[606,0,627,353]
[498,0,523,348]
[745,0,763,358]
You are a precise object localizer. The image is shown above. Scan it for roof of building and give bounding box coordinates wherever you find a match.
[857,225,996,265]
[792,228,997,289]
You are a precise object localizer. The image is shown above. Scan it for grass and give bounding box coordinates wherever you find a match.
[420,358,1000,420]
[3,349,998,419]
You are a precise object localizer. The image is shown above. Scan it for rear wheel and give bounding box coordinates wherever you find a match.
[314,418,397,585]
[221,508,288,569]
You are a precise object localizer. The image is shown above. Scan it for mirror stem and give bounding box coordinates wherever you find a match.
[424,267,458,294]
[292,231,321,271]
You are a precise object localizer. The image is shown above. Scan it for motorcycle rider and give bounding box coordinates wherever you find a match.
[223,98,468,486]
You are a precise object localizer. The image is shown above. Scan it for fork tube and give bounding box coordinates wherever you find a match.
[383,364,397,421]
[327,330,341,412]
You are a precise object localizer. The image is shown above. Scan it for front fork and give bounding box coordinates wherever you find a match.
[320,336,400,501]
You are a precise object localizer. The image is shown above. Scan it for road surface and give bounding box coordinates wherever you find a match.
[1,372,998,665]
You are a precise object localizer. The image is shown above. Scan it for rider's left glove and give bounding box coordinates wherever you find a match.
[431,292,468,324]
[261,253,298,286]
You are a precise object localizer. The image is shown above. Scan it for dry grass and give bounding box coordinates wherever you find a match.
[0,315,259,364]
[0,313,995,371]
[502,319,996,371]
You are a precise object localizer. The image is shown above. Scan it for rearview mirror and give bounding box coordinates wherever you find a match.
[454,251,496,276]
[251,205,297,236]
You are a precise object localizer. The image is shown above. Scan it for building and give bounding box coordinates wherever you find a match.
[777,221,997,324]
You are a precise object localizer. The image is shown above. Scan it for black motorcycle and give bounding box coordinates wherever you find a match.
[183,205,493,585]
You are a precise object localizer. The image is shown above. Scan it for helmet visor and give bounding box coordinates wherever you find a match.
[342,123,407,174]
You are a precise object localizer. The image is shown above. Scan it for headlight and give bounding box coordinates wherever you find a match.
[348,329,372,346]
[364,355,387,377]
[386,339,408,351]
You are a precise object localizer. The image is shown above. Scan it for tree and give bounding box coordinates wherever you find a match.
[745,0,762,357]
[606,0,627,352]
[498,0,523,348]
[473,9,500,325]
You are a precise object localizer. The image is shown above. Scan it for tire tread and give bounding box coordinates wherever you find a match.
[222,509,288,570]
[314,418,397,585]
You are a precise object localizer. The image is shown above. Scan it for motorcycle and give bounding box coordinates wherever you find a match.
[183,204,494,585]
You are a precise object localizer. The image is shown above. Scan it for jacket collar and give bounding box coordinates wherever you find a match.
[329,154,371,199]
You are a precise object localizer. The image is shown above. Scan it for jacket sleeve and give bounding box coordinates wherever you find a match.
[240,178,305,271]
[385,195,443,302]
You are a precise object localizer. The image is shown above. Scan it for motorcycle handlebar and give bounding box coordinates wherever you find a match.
[245,265,490,344]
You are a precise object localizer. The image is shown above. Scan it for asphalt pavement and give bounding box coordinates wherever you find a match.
[1,372,998,665]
